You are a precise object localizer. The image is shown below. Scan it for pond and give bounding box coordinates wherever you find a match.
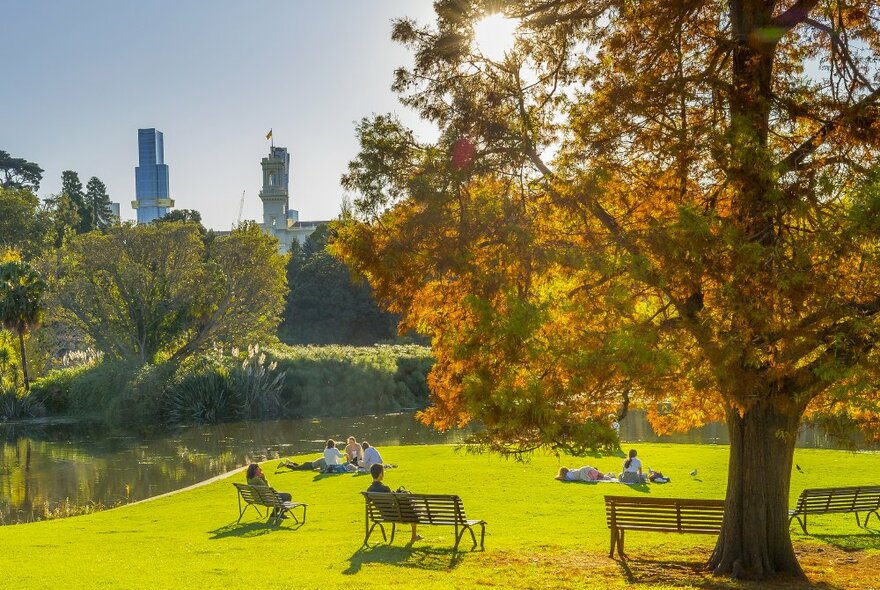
[0,411,872,525]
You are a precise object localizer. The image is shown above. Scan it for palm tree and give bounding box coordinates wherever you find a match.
[0,260,45,391]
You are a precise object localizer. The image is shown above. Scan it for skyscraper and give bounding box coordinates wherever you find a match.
[132,128,174,223]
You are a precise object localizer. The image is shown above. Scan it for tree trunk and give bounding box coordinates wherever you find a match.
[17,329,29,392]
[708,401,804,579]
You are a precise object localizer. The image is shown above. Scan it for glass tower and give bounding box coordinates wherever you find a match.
[133,128,174,223]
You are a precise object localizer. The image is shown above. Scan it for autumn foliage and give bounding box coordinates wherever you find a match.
[336,0,879,579]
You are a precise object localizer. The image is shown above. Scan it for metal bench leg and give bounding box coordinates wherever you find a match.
[855,512,862,528]
[609,528,617,558]
[617,530,625,558]
[389,523,396,544]
[467,525,478,549]
[364,522,386,546]
[454,528,467,552]
[479,523,486,550]
[866,510,879,527]
[789,514,807,534]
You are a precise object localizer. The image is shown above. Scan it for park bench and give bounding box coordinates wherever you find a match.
[604,495,725,558]
[789,486,880,534]
[361,492,487,550]
[232,482,307,525]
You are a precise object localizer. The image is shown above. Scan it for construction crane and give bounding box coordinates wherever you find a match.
[236,190,245,226]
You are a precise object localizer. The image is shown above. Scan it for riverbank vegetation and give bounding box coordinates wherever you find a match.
[28,343,432,425]
[1,443,877,589]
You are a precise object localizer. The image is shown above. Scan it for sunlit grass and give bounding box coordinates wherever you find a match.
[0,443,877,589]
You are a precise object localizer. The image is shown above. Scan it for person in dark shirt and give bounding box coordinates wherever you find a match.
[366,463,421,542]
[246,463,292,517]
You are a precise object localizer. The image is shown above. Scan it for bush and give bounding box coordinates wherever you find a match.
[0,385,45,421]
[163,362,241,424]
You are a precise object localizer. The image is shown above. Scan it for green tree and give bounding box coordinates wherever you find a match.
[83,177,114,231]
[158,209,202,225]
[0,257,46,391]
[336,0,880,579]
[44,192,83,249]
[0,187,50,259]
[281,224,398,345]
[0,150,43,192]
[50,222,287,364]
[60,170,89,233]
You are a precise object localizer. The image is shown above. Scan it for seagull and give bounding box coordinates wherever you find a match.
[689,469,698,477]
[796,464,804,473]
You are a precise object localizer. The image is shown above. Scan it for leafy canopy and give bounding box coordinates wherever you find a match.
[49,222,288,364]
[338,1,880,454]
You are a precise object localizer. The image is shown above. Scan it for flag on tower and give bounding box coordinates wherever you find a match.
[266,129,273,140]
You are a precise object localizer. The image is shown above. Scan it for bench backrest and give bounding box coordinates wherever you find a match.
[362,492,468,525]
[234,482,282,507]
[793,486,880,515]
[605,495,725,534]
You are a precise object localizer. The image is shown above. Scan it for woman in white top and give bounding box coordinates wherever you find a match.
[323,439,345,465]
[620,449,647,483]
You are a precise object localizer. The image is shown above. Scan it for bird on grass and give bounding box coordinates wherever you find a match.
[796,464,804,473]
[689,469,698,477]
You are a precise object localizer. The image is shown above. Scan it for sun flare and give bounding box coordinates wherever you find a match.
[472,13,518,61]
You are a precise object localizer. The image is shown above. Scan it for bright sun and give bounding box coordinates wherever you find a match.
[472,13,518,61]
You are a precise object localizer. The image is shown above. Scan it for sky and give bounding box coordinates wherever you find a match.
[2,0,439,230]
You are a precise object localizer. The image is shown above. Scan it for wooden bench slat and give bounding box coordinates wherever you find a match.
[604,495,724,558]
[789,485,880,534]
[362,492,486,550]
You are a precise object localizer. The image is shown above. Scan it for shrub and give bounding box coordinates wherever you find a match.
[163,362,242,424]
[229,345,285,418]
[0,385,45,421]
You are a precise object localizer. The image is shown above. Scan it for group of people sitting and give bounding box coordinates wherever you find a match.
[556,449,669,484]
[276,436,389,474]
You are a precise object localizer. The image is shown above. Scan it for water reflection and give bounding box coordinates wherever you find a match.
[618,409,876,450]
[0,414,470,525]
[0,411,873,525]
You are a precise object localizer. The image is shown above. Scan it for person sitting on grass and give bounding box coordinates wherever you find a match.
[345,436,363,466]
[555,466,607,482]
[619,449,648,484]
[367,463,422,543]
[323,439,356,473]
[246,463,291,518]
[361,441,385,471]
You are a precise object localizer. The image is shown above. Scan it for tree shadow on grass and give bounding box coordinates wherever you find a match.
[615,555,845,590]
[207,519,303,540]
[344,544,465,575]
[812,531,880,552]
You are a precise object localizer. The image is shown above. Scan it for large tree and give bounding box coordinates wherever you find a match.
[0,150,43,192]
[281,224,398,345]
[0,257,45,391]
[0,187,50,259]
[336,0,880,580]
[83,176,114,231]
[50,222,287,364]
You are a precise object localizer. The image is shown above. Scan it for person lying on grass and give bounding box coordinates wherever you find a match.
[555,466,609,482]
[246,463,292,518]
[367,463,422,543]
[277,457,327,471]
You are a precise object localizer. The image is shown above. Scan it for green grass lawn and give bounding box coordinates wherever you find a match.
[1,443,878,589]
